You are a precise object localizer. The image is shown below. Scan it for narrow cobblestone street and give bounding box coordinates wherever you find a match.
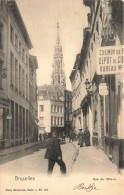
[0,140,124,195]
[0,140,76,176]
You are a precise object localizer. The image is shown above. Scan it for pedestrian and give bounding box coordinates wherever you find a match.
[62,131,66,141]
[71,131,75,142]
[78,129,84,147]
[44,131,66,175]
[69,131,72,143]
[84,127,90,146]
[39,134,41,141]
[69,131,73,142]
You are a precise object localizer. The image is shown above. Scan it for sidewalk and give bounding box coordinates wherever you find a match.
[0,141,41,157]
[71,141,120,176]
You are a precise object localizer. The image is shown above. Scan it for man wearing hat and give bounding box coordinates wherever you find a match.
[44,131,66,175]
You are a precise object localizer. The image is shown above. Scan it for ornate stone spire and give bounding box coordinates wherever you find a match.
[51,23,66,89]
[56,22,60,44]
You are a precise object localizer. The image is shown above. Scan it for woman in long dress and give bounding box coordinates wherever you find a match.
[78,129,84,147]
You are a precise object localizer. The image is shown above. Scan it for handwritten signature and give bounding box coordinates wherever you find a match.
[73,183,100,192]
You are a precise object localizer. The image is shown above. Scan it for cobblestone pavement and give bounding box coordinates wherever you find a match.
[71,141,120,176]
[0,140,124,195]
[0,140,77,176]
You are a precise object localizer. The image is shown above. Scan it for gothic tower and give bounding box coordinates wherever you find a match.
[51,23,66,89]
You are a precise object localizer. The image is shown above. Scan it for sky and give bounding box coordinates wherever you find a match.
[16,0,89,90]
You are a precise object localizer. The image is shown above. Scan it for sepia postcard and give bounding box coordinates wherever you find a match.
[0,0,124,194]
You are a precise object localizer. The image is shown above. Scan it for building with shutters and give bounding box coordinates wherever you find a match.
[70,0,124,167]
[38,84,64,137]
[0,0,38,148]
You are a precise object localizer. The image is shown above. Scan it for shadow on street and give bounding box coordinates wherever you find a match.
[0,141,47,165]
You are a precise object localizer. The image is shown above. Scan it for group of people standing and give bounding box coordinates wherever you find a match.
[78,127,90,147]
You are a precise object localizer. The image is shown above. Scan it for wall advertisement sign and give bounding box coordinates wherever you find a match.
[96,45,124,75]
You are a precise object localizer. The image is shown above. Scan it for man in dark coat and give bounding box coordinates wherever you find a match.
[44,131,66,175]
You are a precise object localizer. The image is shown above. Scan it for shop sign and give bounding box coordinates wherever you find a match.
[7,115,12,120]
[99,83,108,96]
[96,46,124,75]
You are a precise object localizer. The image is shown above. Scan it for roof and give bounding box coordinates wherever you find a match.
[38,84,64,101]
[8,0,33,49]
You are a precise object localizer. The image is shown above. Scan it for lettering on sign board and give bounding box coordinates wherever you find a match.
[96,46,124,75]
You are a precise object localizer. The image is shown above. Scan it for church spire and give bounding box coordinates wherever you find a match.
[51,23,66,89]
[56,22,60,44]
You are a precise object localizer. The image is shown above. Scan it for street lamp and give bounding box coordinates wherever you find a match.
[84,79,93,95]
[0,68,7,79]
[85,79,91,91]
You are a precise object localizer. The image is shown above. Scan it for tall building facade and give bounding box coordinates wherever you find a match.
[51,23,66,89]
[29,55,38,142]
[70,54,84,135]
[70,0,124,168]
[38,84,64,137]
[64,90,72,136]
[0,0,38,148]
[0,0,10,148]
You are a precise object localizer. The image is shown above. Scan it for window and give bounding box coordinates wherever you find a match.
[0,0,4,8]
[66,114,68,121]
[51,116,53,125]
[15,59,18,91]
[0,61,3,90]
[100,6,102,20]
[10,25,14,42]
[26,75,28,99]
[0,23,3,50]
[39,117,44,126]
[19,41,21,55]
[57,117,59,125]
[10,52,14,87]
[22,70,25,96]
[61,117,63,125]
[54,105,56,112]
[22,48,25,60]
[96,21,99,34]
[54,117,56,125]
[15,33,18,49]
[40,105,44,112]
[26,54,28,66]
[51,105,53,112]
[60,106,62,113]
[94,33,95,42]
[19,65,21,93]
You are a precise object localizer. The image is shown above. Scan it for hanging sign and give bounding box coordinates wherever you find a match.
[99,83,108,96]
[96,45,124,75]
